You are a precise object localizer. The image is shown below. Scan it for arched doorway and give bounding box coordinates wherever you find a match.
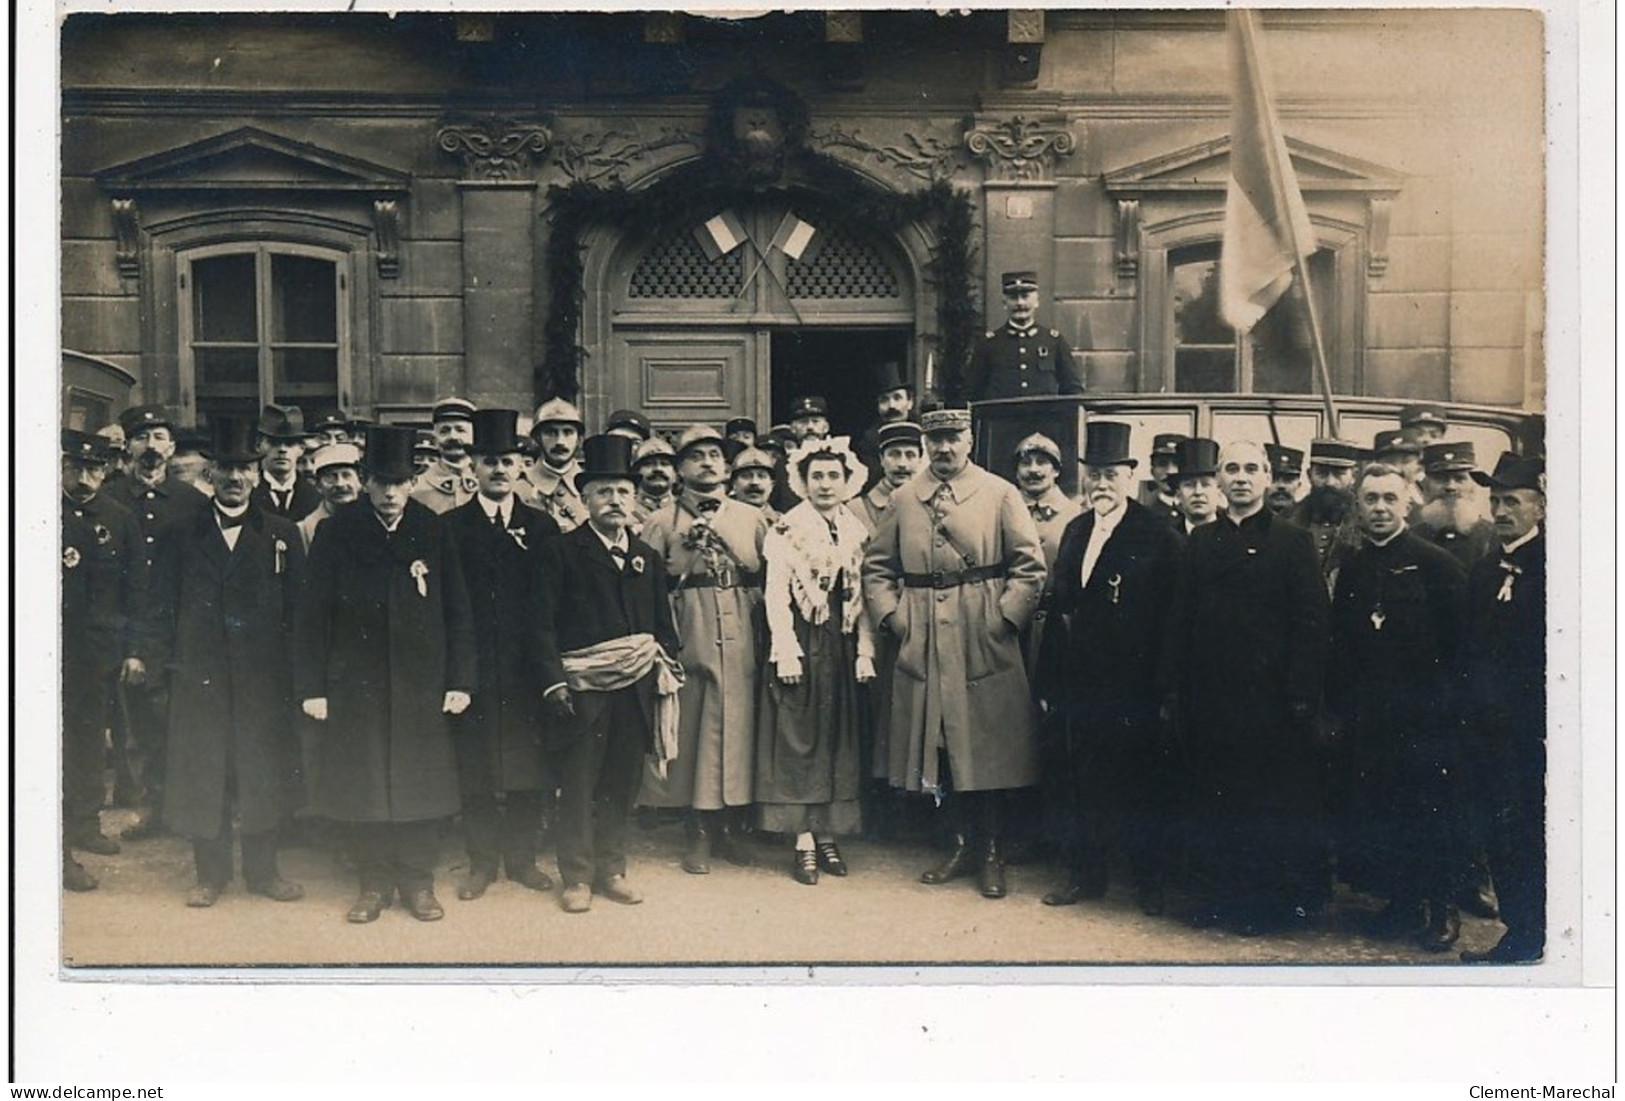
[579,200,933,439]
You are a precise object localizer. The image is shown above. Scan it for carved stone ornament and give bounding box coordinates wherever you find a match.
[436,119,553,182]
[1366,197,1392,279]
[373,199,401,279]
[110,197,140,279]
[812,125,965,185]
[553,128,702,186]
[1114,198,1140,281]
[964,115,1077,183]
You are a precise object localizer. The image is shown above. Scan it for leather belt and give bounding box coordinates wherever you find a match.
[901,563,1006,589]
[671,570,764,592]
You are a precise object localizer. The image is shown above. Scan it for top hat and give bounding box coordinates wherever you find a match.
[789,395,829,420]
[307,409,349,436]
[431,397,476,424]
[920,407,972,435]
[1166,437,1221,489]
[468,409,523,456]
[258,404,307,441]
[61,428,112,465]
[1264,443,1305,478]
[574,434,639,492]
[605,409,652,440]
[632,436,677,469]
[311,442,362,474]
[119,404,175,437]
[1372,428,1423,457]
[1013,432,1063,467]
[1151,433,1188,460]
[532,398,585,431]
[1471,452,1545,492]
[1422,441,1478,474]
[362,426,421,482]
[724,417,758,438]
[1001,270,1040,294]
[1399,403,1449,431]
[173,427,210,455]
[729,445,776,475]
[877,420,923,452]
[208,416,264,464]
[1079,421,1136,468]
[874,361,909,396]
[1308,438,1360,468]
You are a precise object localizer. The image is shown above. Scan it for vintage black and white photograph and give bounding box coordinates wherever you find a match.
[21,0,1611,1082]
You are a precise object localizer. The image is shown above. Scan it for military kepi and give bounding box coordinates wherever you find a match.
[920,406,971,434]
[119,404,174,436]
[1422,441,1477,473]
[1001,270,1040,293]
[61,428,111,464]
[1080,420,1136,467]
[1264,443,1305,477]
[575,434,638,491]
[468,408,523,456]
[362,425,420,482]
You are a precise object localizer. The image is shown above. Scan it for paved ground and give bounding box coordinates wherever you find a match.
[61,806,1511,970]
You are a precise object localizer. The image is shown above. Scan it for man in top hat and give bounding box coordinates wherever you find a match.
[638,424,770,873]
[297,442,363,552]
[788,395,831,443]
[728,445,780,518]
[963,271,1084,402]
[249,404,321,521]
[1325,461,1470,953]
[1287,438,1364,594]
[536,435,683,913]
[295,425,477,924]
[444,409,563,900]
[605,409,653,443]
[1161,440,1330,936]
[1264,443,1306,515]
[1034,421,1184,914]
[1413,441,1498,570]
[410,398,480,514]
[1458,452,1547,964]
[1136,432,1188,528]
[856,362,916,491]
[1012,432,1081,569]
[629,436,679,535]
[1400,403,1450,445]
[141,415,307,908]
[106,403,213,840]
[524,398,588,532]
[60,429,145,888]
[1167,437,1223,538]
[862,405,1047,898]
[724,417,759,450]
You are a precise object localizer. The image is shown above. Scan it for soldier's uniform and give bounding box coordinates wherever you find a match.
[528,398,589,532]
[412,454,479,514]
[963,272,1083,402]
[1012,433,1082,569]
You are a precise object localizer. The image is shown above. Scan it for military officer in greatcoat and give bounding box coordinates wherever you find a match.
[60,430,145,888]
[1034,422,1183,915]
[106,403,212,841]
[250,404,322,521]
[1264,443,1306,515]
[411,398,480,514]
[295,426,478,924]
[1459,453,1547,964]
[1136,433,1187,528]
[444,409,563,900]
[963,271,1084,402]
[525,398,588,532]
[537,435,684,913]
[142,416,307,908]
[1012,432,1082,569]
[861,406,1048,899]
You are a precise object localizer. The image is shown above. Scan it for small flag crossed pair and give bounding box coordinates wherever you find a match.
[694,209,817,262]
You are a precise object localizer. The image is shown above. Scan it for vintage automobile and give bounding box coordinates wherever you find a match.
[972,392,1543,497]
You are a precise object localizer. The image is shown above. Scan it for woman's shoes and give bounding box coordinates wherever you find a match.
[815,840,848,877]
[791,847,819,885]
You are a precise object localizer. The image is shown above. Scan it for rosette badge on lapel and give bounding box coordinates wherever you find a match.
[410,559,430,597]
[630,554,645,575]
[274,537,288,575]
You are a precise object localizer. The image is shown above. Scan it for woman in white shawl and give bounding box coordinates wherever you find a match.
[756,436,877,884]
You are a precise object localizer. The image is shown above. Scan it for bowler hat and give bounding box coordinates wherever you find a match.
[605,409,652,440]
[1471,452,1545,492]
[468,409,524,456]
[1264,443,1305,478]
[877,420,923,451]
[874,361,909,396]
[1167,438,1221,489]
[208,416,264,464]
[119,404,175,436]
[1001,270,1040,294]
[1308,438,1360,469]
[1422,441,1478,474]
[574,434,638,492]
[362,426,420,482]
[258,404,307,441]
[789,395,828,419]
[1079,421,1136,468]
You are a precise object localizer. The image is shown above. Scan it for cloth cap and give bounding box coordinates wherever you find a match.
[311,442,362,473]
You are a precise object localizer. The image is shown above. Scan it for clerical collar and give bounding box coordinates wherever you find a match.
[1366,525,1406,548]
[1224,503,1266,527]
[1502,525,1540,555]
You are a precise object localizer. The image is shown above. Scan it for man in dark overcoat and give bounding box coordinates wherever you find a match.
[143,416,306,907]
[295,425,477,923]
[251,404,321,522]
[1459,452,1547,964]
[445,409,561,900]
[61,430,145,889]
[1034,421,1183,915]
[1162,439,1330,936]
[1326,463,1469,952]
[537,435,683,913]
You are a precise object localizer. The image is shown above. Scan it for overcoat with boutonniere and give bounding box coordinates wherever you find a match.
[295,498,477,822]
[144,502,306,840]
[445,496,561,793]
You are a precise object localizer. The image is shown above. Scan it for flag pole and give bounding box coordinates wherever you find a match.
[1235,10,1341,439]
